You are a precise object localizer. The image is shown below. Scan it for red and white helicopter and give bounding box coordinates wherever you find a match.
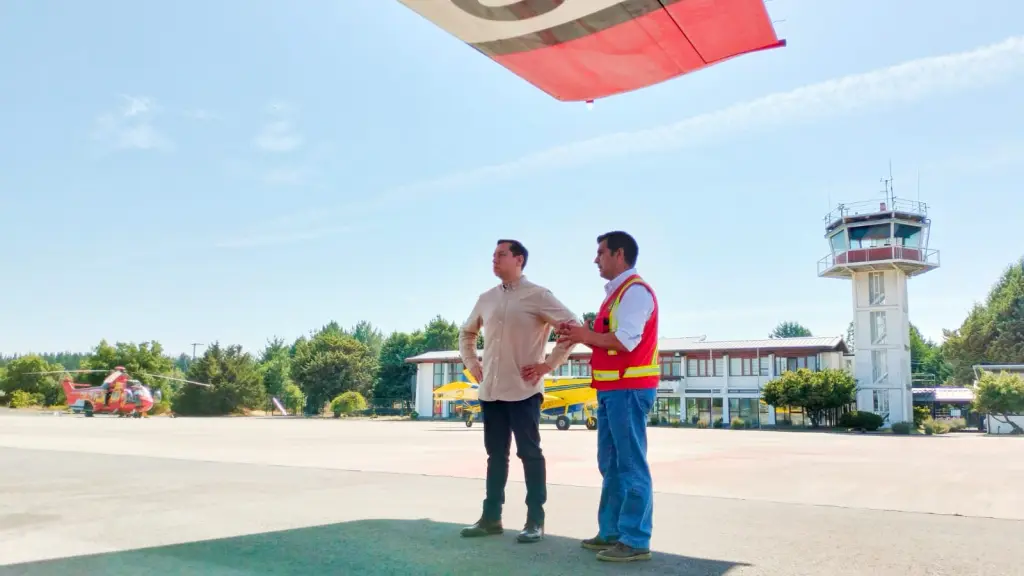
[27,366,211,418]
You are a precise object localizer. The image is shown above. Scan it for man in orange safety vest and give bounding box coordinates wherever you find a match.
[556,230,658,563]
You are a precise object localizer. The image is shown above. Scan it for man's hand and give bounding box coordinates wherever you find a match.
[520,363,551,384]
[555,321,589,345]
[469,365,483,384]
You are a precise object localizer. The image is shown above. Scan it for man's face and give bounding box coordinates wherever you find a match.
[594,240,619,280]
[493,242,521,278]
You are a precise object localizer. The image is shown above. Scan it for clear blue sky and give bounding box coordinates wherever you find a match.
[2,0,1022,357]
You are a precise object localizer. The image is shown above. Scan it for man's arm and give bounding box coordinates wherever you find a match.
[580,285,654,352]
[459,298,484,380]
[534,289,580,370]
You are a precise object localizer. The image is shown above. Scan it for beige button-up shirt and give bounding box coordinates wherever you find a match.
[459,276,579,402]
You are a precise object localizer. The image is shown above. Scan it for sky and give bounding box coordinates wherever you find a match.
[1,0,1022,358]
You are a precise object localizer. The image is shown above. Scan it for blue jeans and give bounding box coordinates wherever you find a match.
[596,388,656,550]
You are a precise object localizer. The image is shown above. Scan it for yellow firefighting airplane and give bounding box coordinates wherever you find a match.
[432,369,597,430]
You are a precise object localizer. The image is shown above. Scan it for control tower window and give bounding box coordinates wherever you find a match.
[848,224,891,248]
[829,230,848,252]
[893,224,922,247]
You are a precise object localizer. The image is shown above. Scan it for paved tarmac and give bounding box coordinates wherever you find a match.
[0,410,1021,575]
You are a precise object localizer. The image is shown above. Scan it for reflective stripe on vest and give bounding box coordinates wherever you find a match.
[592,363,660,381]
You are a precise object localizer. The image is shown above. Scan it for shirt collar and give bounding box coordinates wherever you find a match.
[604,268,637,296]
[501,275,526,292]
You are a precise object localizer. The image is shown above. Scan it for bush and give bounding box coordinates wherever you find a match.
[922,417,950,435]
[281,383,305,415]
[696,420,708,429]
[730,417,745,429]
[330,391,367,417]
[409,410,419,420]
[149,400,172,416]
[761,368,857,428]
[913,406,930,428]
[9,390,44,409]
[939,417,966,431]
[891,422,912,435]
[838,410,885,431]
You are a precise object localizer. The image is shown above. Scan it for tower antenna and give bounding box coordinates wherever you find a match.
[880,160,895,206]
[889,160,894,203]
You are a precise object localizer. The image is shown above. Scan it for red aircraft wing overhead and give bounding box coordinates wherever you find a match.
[398,0,786,102]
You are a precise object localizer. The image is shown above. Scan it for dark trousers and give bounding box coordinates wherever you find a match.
[480,392,546,525]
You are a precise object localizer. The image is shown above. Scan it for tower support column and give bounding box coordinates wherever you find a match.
[851,268,913,425]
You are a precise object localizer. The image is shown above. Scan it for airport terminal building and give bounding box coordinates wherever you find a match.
[405,335,851,427]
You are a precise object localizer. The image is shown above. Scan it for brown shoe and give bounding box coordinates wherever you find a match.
[596,542,652,562]
[581,535,618,550]
[460,519,504,538]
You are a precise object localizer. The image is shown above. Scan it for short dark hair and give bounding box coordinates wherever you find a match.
[597,231,638,268]
[497,239,528,270]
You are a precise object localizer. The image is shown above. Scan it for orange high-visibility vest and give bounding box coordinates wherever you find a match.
[590,274,659,391]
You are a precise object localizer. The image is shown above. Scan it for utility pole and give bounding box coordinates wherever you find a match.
[190,343,204,360]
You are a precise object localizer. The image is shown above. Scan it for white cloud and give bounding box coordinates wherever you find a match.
[92,95,172,151]
[214,225,354,249]
[219,35,1024,247]
[371,35,1023,202]
[926,140,1024,174]
[253,102,302,152]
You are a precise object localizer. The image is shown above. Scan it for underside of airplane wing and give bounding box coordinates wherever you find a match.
[398,0,786,101]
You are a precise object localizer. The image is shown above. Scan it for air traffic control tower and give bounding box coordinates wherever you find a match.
[818,184,939,425]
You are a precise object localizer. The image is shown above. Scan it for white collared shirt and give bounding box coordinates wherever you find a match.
[603,268,655,352]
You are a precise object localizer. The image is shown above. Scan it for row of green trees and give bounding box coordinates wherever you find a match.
[758,365,1024,434]
[0,316,468,416]
[2,258,1022,417]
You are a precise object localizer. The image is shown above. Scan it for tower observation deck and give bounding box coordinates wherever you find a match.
[818,198,940,278]
[818,189,939,426]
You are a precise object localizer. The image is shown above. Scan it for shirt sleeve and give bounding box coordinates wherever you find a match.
[532,289,580,370]
[458,297,484,372]
[613,285,654,352]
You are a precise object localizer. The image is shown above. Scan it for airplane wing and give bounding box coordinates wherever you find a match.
[432,381,480,402]
[397,0,786,102]
[541,393,568,412]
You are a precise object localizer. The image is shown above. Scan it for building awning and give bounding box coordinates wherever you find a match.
[912,387,975,403]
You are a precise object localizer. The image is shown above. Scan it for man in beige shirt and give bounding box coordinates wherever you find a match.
[457,239,579,544]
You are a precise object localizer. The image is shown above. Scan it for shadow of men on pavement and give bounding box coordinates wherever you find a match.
[0,518,750,575]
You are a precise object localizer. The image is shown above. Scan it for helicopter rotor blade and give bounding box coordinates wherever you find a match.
[142,373,212,387]
[24,369,112,375]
